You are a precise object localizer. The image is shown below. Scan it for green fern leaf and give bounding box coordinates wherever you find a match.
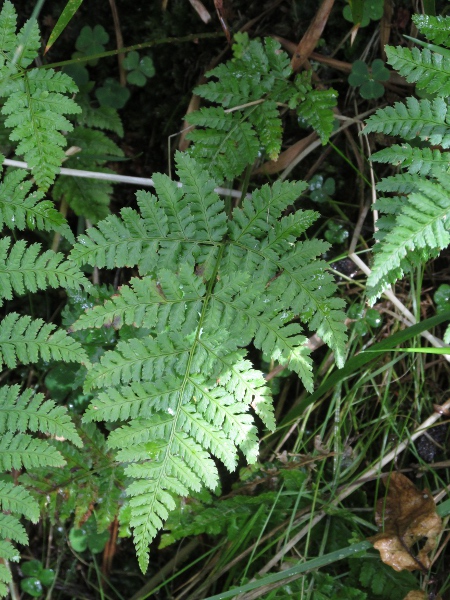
[187,34,336,181]
[371,144,448,176]
[187,112,260,182]
[75,94,124,136]
[297,86,337,143]
[0,2,81,190]
[385,45,450,95]
[412,14,450,47]
[0,313,89,368]
[0,385,82,447]
[0,168,74,241]
[51,123,124,223]
[0,539,20,562]
[367,170,450,302]
[0,237,91,305]
[0,481,39,522]
[0,432,65,470]
[0,513,27,545]
[375,173,423,194]
[364,96,450,146]
[71,153,347,569]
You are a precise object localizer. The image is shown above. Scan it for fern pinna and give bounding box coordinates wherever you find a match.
[363,14,450,311]
[70,152,347,571]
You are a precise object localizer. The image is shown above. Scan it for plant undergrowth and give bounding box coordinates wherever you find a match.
[0,1,449,599]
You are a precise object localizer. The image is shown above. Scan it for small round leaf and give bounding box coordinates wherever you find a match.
[20,577,43,597]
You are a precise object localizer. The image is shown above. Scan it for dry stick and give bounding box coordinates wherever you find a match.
[349,252,450,362]
[108,0,126,87]
[2,158,245,200]
[253,397,450,581]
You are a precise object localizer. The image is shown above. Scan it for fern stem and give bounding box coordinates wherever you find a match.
[236,164,253,208]
[39,32,224,70]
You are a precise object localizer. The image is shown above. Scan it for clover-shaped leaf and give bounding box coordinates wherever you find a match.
[434,284,450,313]
[309,174,335,203]
[343,0,384,27]
[95,77,130,109]
[123,51,155,87]
[348,59,389,99]
[74,25,109,66]
[69,515,110,554]
[325,220,348,244]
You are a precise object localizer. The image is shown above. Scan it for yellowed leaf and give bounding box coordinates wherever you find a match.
[403,592,442,600]
[369,473,442,572]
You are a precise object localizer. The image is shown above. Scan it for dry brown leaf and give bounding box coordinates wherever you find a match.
[403,592,442,600]
[252,133,318,175]
[189,0,211,24]
[369,473,442,572]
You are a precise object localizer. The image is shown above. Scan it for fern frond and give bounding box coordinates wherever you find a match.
[72,153,347,569]
[364,96,450,146]
[0,2,80,189]
[0,168,74,241]
[412,14,450,47]
[372,144,449,176]
[0,385,82,447]
[384,45,450,95]
[0,237,91,305]
[186,34,336,181]
[75,94,124,136]
[0,313,89,368]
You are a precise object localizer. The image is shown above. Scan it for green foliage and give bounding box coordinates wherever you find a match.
[187,33,337,182]
[0,6,95,587]
[20,559,55,597]
[412,14,450,47]
[363,16,450,303]
[69,515,110,553]
[74,25,109,65]
[123,51,155,87]
[343,0,384,27]
[70,151,347,571]
[348,558,417,600]
[95,78,130,109]
[348,59,389,99]
[0,1,81,190]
